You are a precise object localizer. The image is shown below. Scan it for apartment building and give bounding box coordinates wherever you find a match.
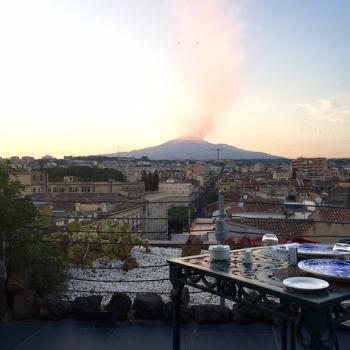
[291,157,328,178]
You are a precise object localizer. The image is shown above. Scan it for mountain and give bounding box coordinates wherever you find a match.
[108,137,281,160]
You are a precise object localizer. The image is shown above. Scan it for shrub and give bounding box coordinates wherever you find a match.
[28,242,68,296]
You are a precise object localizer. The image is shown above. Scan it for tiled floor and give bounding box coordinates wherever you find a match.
[0,319,349,350]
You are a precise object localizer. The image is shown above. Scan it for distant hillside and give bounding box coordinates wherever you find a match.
[107,138,280,160]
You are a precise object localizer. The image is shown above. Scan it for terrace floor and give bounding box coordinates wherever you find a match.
[0,320,350,350]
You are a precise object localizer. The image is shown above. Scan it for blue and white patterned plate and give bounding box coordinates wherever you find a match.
[297,244,348,257]
[298,259,350,281]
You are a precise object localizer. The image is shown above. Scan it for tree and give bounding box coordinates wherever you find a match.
[0,162,37,259]
[141,170,148,191]
[152,170,159,191]
[0,162,37,234]
[146,172,152,191]
[0,162,68,295]
[46,166,125,182]
[168,206,194,232]
[141,170,159,192]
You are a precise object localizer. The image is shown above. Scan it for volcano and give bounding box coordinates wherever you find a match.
[108,138,281,160]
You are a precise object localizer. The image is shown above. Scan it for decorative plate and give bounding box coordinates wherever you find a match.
[283,277,329,291]
[297,244,347,257]
[298,259,350,281]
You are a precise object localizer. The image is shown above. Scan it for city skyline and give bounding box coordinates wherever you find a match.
[1,0,350,158]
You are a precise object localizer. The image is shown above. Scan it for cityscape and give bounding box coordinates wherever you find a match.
[1,0,350,349]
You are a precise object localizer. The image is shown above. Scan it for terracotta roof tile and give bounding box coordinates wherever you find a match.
[311,208,350,223]
[230,217,314,237]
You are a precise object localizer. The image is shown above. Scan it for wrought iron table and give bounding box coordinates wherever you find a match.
[168,247,350,350]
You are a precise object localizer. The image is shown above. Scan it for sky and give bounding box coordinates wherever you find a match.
[0,0,349,158]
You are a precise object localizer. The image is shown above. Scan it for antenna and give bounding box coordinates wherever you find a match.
[207,148,225,162]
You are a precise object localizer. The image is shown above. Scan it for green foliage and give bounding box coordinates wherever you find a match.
[168,206,194,222]
[67,221,82,233]
[47,223,146,269]
[28,242,68,296]
[46,166,125,182]
[122,256,139,271]
[0,162,37,265]
[36,206,53,228]
[207,189,219,204]
[0,162,37,238]
[168,206,194,232]
[0,163,68,296]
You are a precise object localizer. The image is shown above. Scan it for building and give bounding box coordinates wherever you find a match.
[15,171,145,198]
[253,163,264,172]
[159,169,185,182]
[14,171,47,194]
[291,157,328,179]
[272,168,292,181]
[47,177,144,198]
[159,181,193,206]
[143,192,169,240]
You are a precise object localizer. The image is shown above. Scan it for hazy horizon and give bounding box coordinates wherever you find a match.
[1,0,349,158]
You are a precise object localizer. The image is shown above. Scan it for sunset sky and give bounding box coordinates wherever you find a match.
[0,0,349,158]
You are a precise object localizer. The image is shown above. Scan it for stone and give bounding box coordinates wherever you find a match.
[0,285,6,319]
[181,236,203,257]
[0,261,6,318]
[191,305,231,324]
[133,293,164,319]
[0,286,6,319]
[1,309,13,323]
[106,292,132,321]
[162,302,191,325]
[39,296,71,321]
[121,257,139,271]
[255,301,280,326]
[13,289,37,320]
[232,304,254,324]
[6,268,31,292]
[0,260,7,281]
[72,295,102,321]
[232,302,280,325]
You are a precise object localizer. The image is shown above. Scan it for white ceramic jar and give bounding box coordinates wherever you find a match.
[262,233,279,246]
[209,245,230,261]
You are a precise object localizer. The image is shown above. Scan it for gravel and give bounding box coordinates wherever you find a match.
[64,247,228,306]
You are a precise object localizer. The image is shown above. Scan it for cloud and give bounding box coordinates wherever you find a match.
[167,0,243,138]
[252,99,270,108]
[297,99,349,122]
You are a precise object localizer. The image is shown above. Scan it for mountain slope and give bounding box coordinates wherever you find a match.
[108,138,280,160]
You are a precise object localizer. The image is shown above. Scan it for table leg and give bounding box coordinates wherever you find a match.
[281,319,288,350]
[295,306,336,350]
[170,266,184,350]
[290,321,296,350]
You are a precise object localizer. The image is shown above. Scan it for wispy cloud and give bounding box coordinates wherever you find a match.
[297,99,349,122]
[252,99,270,108]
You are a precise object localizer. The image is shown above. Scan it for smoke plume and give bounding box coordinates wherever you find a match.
[168,0,243,139]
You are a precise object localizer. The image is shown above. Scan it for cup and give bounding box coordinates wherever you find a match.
[244,249,253,264]
[262,234,279,246]
[288,247,298,266]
